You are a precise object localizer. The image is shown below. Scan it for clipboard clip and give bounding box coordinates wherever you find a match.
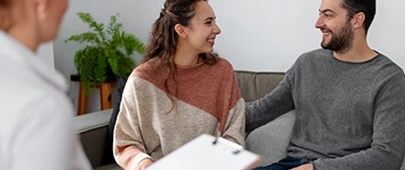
[212,138,218,145]
[212,137,241,155]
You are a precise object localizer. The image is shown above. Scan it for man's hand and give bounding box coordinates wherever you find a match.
[290,163,313,170]
[135,158,153,170]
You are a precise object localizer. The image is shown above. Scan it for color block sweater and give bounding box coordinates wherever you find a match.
[246,49,405,170]
[113,57,245,170]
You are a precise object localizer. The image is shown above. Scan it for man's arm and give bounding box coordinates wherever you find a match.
[313,74,405,170]
[245,68,295,133]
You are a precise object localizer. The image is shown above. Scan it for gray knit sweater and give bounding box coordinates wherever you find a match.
[246,49,405,170]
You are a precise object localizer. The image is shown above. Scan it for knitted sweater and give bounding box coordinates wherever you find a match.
[246,49,405,170]
[113,57,245,170]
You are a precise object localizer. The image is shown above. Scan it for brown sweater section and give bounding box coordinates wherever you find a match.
[113,57,245,170]
[132,57,241,132]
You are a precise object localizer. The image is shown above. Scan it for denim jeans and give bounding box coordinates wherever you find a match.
[253,156,313,170]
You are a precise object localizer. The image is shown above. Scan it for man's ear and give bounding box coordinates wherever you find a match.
[175,24,187,39]
[352,12,365,30]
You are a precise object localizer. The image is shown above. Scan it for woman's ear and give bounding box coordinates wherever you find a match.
[36,0,47,21]
[175,24,187,39]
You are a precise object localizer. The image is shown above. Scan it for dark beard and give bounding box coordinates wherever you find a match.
[321,22,354,53]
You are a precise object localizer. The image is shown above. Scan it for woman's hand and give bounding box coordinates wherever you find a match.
[135,158,153,170]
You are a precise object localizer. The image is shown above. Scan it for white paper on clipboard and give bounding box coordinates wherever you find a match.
[147,134,261,170]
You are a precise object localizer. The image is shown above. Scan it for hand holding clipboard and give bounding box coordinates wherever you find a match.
[147,134,261,170]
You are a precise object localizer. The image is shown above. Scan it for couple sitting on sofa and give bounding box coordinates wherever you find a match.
[106,0,405,170]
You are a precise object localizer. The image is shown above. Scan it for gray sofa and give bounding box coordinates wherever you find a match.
[74,70,405,169]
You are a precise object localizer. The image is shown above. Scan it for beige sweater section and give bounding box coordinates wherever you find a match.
[113,57,245,170]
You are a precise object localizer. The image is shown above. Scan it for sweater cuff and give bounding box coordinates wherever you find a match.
[129,153,152,170]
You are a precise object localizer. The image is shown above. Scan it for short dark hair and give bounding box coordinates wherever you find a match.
[340,0,376,34]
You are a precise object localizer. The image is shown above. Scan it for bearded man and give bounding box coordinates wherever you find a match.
[246,0,405,169]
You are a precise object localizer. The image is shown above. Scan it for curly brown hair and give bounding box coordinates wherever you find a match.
[0,0,10,30]
[0,0,8,5]
[144,0,218,65]
[144,0,219,113]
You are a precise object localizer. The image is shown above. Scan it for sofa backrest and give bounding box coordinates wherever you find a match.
[235,71,285,102]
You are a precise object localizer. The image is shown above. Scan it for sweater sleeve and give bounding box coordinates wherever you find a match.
[113,77,152,170]
[245,65,296,133]
[313,73,405,170]
[221,71,246,147]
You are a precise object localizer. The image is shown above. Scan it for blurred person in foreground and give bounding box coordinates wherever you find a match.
[0,0,91,169]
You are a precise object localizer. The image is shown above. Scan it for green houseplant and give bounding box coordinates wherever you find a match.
[65,12,146,96]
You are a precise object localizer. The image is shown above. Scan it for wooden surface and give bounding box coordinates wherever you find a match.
[77,82,117,115]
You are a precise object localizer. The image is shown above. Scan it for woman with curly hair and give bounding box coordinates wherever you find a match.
[113,0,245,169]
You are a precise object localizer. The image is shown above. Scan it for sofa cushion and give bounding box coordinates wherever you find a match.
[235,71,285,102]
[75,109,113,168]
[246,110,296,166]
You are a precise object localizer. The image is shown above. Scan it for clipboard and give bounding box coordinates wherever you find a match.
[147,134,261,170]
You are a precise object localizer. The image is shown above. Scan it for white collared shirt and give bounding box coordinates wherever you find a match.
[0,31,91,170]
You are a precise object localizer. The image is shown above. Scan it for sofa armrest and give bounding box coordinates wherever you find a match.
[75,109,113,168]
[245,110,296,166]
